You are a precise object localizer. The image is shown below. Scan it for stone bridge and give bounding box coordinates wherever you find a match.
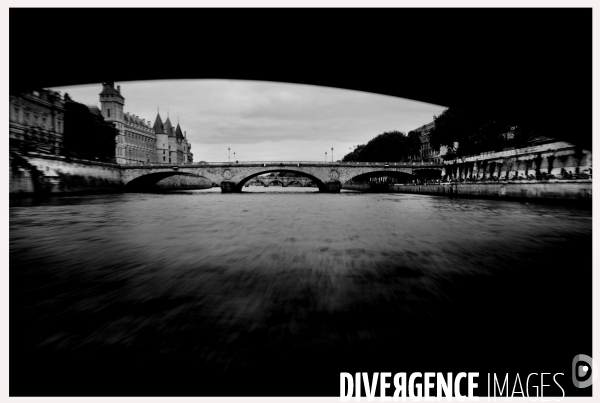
[120,161,443,193]
[247,176,314,187]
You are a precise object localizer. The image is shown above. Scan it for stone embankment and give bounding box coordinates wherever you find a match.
[10,152,123,195]
[345,181,591,203]
[390,181,592,202]
[442,141,591,180]
[9,151,211,195]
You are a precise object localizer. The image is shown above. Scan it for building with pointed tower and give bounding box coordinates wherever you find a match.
[175,123,193,164]
[154,111,169,163]
[97,82,193,165]
[152,111,193,164]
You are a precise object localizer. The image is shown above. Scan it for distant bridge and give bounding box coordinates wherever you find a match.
[246,176,315,187]
[120,161,443,193]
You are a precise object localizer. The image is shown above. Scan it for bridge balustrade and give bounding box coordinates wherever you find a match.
[125,160,441,168]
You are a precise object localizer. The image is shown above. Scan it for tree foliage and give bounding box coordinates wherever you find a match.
[428,107,537,158]
[341,131,420,162]
[62,94,118,162]
[342,144,366,162]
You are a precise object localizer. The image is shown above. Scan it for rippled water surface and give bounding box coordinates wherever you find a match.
[10,188,592,396]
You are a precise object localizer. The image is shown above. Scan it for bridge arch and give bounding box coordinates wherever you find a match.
[234,169,326,192]
[250,178,268,186]
[346,170,416,184]
[124,172,212,191]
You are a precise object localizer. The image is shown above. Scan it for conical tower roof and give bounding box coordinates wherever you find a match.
[165,116,174,137]
[175,123,184,140]
[153,113,164,134]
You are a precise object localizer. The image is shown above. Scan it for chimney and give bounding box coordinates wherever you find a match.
[117,85,121,93]
[184,131,186,138]
[148,120,151,126]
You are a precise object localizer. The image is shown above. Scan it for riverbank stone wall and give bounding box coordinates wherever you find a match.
[10,152,123,194]
[391,181,592,201]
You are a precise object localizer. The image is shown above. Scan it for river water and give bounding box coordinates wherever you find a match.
[10,188,592,396]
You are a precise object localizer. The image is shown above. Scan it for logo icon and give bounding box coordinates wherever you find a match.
[572,354,597,388]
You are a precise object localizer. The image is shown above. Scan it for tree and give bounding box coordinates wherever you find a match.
[62,94,118,162]
[428,107,539,158]
[342,144,365,162]
[428,107,484,156]
[342,131,420,162]
[406,130,423,160]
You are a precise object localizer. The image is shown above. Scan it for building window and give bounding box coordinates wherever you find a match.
[163,157,165,161]
[107,109,111,118]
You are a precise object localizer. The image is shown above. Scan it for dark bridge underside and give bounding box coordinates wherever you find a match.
[349,171,414,183]
[349,169,442,183]
[11,10,591,152]
[125,172,208,191]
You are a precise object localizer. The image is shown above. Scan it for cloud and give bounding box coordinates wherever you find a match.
[51,79,446,162]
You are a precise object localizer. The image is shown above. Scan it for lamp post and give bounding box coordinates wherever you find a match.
[325,151,327,163]
[228,147,230,162]
[234,151,236,162]
[331,147,333,162]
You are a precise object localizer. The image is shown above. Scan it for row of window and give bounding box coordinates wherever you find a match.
[115,154,181,164]
[116,147,158,161]
[123,131,155,144]
[116,146,188,160]
[11,107,62,132]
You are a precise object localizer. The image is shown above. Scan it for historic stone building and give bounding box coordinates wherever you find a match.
[411,121,450,162]
[9,89,65,155]
[98,82,193,165]
[412,121,456,163]
[152,112,193,164]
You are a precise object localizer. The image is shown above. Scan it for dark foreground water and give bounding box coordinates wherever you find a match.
[10,188,592,396]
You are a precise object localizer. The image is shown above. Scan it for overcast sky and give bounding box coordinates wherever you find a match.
[50,80,447,163]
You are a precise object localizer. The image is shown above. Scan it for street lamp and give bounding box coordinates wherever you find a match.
[228,147,230,162]
[331,147,333,162]
[234,151,236,162]
[325,151,327,163]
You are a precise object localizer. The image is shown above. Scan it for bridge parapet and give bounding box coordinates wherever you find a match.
[126,161,443,169]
